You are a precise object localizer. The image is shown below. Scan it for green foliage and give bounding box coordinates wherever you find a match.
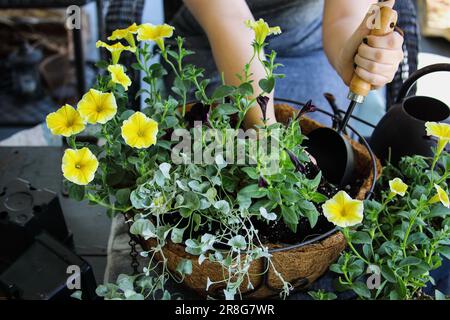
[331,151,450,300]
[308,289,337,300]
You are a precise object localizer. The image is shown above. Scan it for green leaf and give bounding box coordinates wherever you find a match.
[352,231,372,244]
[130,219,156,240]
[212,85,235,100]
[70,290,83,300]
[381,265,397,283]
[163,115,178,128]
[214,200,230,214]
[310,192,328,204]
[329,263,343,274]
[205,187,217,202]
[131,62,142,71]
[171,227,185,244]
[437,246,450,260]
[268,188,282,204]
[281,205,298,232]
[352,281,371,299]
[399,256,422,268]
[259,77,275,93]
[95,60,109,69]
[179,192,200,217]
[429,205,450,218]
[116,188,131,205]
[159,163,171,179]
[241,167,259,180]
[281,189,300,203]
[227,235,247,251]
[407,232,428,245]
[216,103,239,116]
[237,82,253,96]
[309,172,322,190]
[176,259,192,275]
[259,207,277,221]
[192,213,202,232]
[68,184,85,202]
[117,274,135,291]
[299,201,319,228]
[238,184,267,199]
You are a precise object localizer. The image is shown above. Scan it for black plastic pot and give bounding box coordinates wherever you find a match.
[370,63,450,164]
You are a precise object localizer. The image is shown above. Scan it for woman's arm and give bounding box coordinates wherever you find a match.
[323,0,404,89]
[183,0,276,128]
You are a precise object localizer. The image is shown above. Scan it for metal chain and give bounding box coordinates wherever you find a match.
[127,232,140,275]
[123,213,140,275]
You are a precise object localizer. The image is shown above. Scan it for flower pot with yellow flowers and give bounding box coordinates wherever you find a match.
[45,20,386,300]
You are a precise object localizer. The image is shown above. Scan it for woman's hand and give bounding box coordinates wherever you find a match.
[325,0,404,90]
[352,29,404,89]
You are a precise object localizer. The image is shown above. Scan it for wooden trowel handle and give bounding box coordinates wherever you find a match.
[349,6,398,99]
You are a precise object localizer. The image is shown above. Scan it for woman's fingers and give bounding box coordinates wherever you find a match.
[354,54,397,81]
[354,66,391,87]
[354,29,404,87]
[357,42,404,64]
[366,31,404,50]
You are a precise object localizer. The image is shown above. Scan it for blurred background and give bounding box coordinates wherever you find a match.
[0,0,449,299]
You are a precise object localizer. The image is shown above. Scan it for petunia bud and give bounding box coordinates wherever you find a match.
[285,149,305,173]
[295,100,316,121]
[258,175,269,188]
[256,95,270,121]
[185,102,211,127]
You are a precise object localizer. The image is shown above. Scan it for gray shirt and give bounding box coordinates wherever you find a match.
[170,0,325,56]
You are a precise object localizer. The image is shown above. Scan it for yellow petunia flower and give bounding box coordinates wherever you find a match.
[108,23,139,47]
[96,40,136,64]
[46,104,85,137]
[429,184,450,208]
[107,64,132,91]
[137,23,175,51]
[389,178,408,197]
[121,112,158,149]
[77,89,117,124]
[425,122,450,155]
[62,147,99,186]
[245,19,281,46]
[322,191,364,228]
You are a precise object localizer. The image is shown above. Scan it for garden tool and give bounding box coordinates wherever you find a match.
[305,6,398,186]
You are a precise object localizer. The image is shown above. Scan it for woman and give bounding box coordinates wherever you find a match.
[167,0,404,127]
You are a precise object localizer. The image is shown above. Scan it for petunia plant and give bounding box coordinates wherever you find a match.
[327,122,450,300]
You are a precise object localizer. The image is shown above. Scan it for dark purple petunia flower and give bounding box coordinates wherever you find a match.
[295,99,316,121]
[185,102,211,127]
[285,149,305,173]
[258,175,269,188]
[256,95,270,121]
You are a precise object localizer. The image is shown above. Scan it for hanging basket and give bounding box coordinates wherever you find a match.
[136,103,382,299]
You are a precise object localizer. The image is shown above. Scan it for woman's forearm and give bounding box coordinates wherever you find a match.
[184,0,276,128]
[323,0,376,85]
[323,0,403,89]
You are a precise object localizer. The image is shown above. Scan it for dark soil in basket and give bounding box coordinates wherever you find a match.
[252,162,362,245]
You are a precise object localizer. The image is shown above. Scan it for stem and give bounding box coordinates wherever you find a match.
[401,207,422,257]
[343,228,370,265]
